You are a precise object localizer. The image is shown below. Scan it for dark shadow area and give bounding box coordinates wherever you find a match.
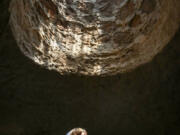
[0,1,180,135]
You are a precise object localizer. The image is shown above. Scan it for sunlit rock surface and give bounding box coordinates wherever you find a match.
[9,0,180,76]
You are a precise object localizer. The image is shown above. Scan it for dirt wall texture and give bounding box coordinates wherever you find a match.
[0,1,180,135]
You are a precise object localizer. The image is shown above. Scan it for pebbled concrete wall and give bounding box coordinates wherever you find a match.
[0,0,180,135]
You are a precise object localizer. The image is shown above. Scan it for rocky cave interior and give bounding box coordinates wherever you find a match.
[0,0,180,135]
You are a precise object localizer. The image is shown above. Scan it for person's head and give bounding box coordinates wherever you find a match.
[66,128,87,135]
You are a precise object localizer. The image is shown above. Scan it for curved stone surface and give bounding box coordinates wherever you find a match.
[9,0,180,76]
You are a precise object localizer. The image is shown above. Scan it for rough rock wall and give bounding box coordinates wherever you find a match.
[1,0,180,135]
[9,0,180,75]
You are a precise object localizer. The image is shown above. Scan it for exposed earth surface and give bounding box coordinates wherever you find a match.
[0,1,180,135]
